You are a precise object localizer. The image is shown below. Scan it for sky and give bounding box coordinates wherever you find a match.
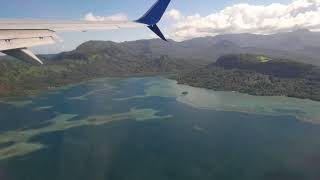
[1,0,318,54]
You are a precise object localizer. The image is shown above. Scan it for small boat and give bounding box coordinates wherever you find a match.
[181,91,189,95]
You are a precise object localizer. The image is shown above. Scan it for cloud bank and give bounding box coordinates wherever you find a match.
[165,0,320,40]
[84,12,128,22]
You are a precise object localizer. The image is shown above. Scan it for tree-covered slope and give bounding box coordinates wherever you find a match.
[176,54,320,101]
[0,41,204,97]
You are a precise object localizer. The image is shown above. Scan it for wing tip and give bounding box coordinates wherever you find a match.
[135,0,171,41]
[148,25,167,41]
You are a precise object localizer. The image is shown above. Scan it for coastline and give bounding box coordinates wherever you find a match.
[0,72,173,99]
[1,72,319,103]
[175,81,320,102]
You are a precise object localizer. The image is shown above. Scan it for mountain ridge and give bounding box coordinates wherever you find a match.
[1,30,320,98]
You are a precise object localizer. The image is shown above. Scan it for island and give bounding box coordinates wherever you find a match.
[175,54,320,101]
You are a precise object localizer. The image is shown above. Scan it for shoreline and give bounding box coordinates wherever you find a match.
[1,73,319,103]
[175,81,320,102]
[0,72,174,99]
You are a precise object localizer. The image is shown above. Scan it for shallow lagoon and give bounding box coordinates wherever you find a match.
[0,77,320,180]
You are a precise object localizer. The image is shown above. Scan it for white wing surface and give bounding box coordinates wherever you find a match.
[0,0,171,64]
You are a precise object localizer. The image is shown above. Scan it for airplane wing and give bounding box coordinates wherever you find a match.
[0,0,171,64]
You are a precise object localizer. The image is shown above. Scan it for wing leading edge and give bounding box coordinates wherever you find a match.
[0,0,171,64]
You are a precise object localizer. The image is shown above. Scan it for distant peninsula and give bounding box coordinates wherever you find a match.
[175,54,320,101]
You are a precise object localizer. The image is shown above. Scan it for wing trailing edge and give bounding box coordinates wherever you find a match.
[0,29,60,64]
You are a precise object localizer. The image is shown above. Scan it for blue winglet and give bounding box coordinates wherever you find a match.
[135,0,171,41]
[148,24,167,41]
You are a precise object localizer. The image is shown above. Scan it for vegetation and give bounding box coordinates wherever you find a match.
[175,54,320,101]
[0,39,319,102]
[0,41,204,97]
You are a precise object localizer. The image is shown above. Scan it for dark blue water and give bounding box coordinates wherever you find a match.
[0,77,320,180]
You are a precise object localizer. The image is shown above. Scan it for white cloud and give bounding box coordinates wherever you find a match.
[166,0,320,40]
[165,9,183,21]
[84,12,128,22]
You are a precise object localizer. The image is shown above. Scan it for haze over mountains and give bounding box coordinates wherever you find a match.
[120,29,320,66]
[1,28,320,66]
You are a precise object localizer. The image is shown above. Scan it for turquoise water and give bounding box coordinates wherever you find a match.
[0,77,320,180]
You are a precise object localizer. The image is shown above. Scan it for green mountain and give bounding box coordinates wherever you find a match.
[1,31,320,99]
[0,41,205,97]
[175,54,320,101]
